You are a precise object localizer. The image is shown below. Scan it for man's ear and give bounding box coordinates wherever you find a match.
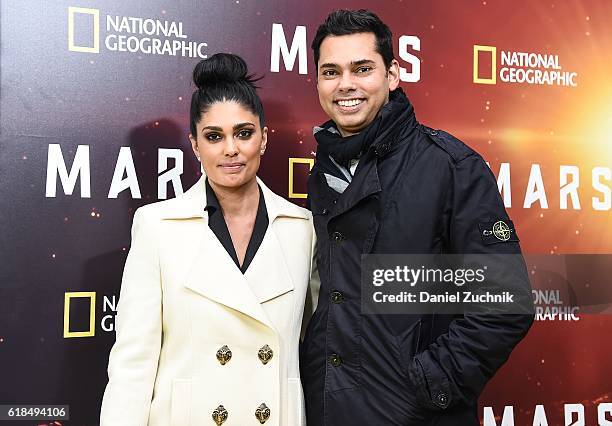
[387,59,400,91]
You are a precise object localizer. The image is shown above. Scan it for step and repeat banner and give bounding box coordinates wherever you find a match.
[1,0,611,425]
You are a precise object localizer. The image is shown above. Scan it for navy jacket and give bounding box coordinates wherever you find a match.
[301,90,534,426]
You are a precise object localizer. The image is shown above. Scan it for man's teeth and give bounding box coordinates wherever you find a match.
[337,99,363,107]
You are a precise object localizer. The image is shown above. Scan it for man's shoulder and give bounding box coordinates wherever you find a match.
[416,124,478,164]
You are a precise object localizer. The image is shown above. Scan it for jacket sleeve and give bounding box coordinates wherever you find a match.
[408,153,534,411]
[100,208,162,425]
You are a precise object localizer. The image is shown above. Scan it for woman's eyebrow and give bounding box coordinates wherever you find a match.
[201,122,255,133]
[233,122,255,130]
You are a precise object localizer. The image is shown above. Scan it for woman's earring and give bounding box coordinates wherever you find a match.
[198,155,204,174]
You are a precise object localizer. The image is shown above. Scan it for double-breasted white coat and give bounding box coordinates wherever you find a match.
[100,176,317,426]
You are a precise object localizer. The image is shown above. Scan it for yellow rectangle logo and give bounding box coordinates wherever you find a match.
[288,157,314,199]
[63,291,96,338]
[68,7,100,53]
[473,45,497,84]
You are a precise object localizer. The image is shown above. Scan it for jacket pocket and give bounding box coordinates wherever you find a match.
[396,319,422,377]
[287,378,306,426]
[170,379,191,426]
[395,320,428,422]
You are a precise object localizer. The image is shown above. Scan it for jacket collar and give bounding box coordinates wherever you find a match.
[157,175,309,222]
[313,87,417,160]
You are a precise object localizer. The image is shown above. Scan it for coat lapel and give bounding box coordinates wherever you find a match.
[160,176,308,330]
[244,178,308,303]
[244,227,294,303]
[184,228,276,329]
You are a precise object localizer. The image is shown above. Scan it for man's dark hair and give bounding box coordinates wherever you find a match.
[311,9,395,69]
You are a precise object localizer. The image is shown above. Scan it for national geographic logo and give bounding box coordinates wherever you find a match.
[288,158,314,199]
[68,7,100,53]
[473,45,578,87]
[67,6,208,58]
[63,291,117,338]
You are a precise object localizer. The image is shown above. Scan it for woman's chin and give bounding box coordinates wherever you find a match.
[209,172,256,190]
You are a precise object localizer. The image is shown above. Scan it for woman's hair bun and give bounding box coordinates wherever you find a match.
[189,53,265,134]
[193,53,258,90]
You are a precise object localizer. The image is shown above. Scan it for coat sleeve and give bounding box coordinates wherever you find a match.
[100,207,162,425]
[408,153,534,411]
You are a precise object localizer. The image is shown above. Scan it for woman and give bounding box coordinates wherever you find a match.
[100,53,315,426]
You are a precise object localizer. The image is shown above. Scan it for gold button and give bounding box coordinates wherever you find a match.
[212,405,228,425]
[258,344,273,365]
[216,345,232,365]
[255,403,270,424]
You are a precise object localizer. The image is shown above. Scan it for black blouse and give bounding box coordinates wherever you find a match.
[204,178,269,274]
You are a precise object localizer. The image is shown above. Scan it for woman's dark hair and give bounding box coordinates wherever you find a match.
[311,9,395,69]
[190,53,264,136]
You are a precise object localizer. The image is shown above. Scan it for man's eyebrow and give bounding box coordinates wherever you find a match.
[352,59,375,66]
[319,59,375,69]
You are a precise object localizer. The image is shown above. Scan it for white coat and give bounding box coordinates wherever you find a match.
[100,176,316,426]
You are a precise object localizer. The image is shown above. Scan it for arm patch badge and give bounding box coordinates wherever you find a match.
[478,220,519,244]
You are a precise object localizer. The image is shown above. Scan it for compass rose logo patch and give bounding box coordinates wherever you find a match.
[478,220,519,244]
[492,221,511,241]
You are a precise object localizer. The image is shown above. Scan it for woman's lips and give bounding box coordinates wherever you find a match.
[218,163,245,172]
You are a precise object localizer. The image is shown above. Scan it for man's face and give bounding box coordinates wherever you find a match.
[316,32,400,137]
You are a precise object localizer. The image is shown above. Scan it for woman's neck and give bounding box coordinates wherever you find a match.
[208,177,259,218]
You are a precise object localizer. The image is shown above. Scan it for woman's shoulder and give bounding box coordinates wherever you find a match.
[259,179,312,222]
[133,179,206,224]
[274,194,312,219]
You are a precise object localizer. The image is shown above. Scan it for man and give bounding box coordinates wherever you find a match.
[300,9,534,426]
